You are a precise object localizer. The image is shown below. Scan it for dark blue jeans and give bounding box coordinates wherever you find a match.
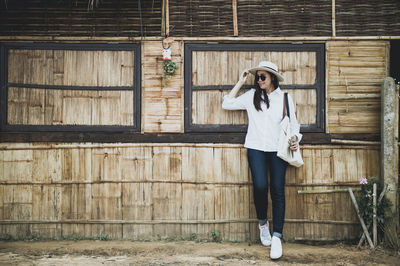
[247,148,287,238]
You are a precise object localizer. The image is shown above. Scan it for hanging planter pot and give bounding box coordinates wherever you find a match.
[162,60,178,86]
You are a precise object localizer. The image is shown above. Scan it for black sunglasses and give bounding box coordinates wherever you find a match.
[255,74,267,82]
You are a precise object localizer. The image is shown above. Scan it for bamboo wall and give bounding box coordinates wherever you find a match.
[7,49,135,126]
[326,41,389,133]
[0,143,379,241]
[0,39,390,241]
[142,41,184,132]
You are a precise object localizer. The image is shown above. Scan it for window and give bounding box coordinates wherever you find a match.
[0,43,141,132]
[184,43,325,133]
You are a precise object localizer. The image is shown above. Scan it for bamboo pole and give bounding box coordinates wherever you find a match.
[373,183,377,247]
[332,0,336,37]
[1,36,400,42]
[0,143,380,151]
[0,180,251,186]
[298,188,361,194]
[165,0,169,36]
[0,180,361,187]
[358,184,387,248]
[161,0,165,36]
[349,188,375,249]
[232,0,238,36]
[329,94,380,101]
[330,139,380,145]
[0,218,359,225]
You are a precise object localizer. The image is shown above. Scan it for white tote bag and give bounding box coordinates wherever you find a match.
[277,93,304,167]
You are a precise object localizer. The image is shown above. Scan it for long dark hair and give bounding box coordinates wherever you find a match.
[253,72,280,111]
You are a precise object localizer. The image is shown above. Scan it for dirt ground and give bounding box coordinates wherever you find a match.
[0,240,399,266]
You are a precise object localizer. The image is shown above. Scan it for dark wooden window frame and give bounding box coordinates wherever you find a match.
[184,43,326,133]
[0,42,141,132]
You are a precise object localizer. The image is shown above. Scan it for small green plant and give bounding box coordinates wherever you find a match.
[162,60,178,86]
[25,234,39,241]
[357,177,393,242]
[188,233,197,241]
[0,233,13,241]
[165,235,177,242]
[96,234,109,241]
[62,234,87,241]
[208,229,221,243]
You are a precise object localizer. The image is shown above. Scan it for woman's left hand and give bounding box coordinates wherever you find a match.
[289,136,298,151]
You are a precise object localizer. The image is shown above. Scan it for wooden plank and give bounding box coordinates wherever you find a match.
[232,0,238,36]
[122,182,153,239]
[152,183,182,237]
[152,146,182,181]
[2,149,33,183]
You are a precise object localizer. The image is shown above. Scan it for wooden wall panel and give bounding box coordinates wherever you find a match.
[142,41,184,133]
[0,143,380,241]
[8,50,134,86]
[192,89,316,125]
[6,47,136,127]
[8,88,134,126]
[192,51,317,86]
[326,41,389,133]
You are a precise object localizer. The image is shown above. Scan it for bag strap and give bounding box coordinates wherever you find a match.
[282,93,290,120]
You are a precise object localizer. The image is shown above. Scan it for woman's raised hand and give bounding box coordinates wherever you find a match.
[239,69,249,84]
[289,136,299,151]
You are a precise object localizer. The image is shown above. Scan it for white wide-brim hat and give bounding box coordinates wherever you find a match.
[248,61,284,82]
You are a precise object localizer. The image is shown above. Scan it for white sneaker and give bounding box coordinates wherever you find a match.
[270,236,282,259]
[258,222,272,246]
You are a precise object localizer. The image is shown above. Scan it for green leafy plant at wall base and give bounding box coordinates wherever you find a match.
[357,177,393,241]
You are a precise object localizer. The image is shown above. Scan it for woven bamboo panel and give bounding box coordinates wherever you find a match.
[0,0,162,37]
[7,87,134,126]
[192,51,316,86]
[169,0,234,37]
[192,89,316,125]
[0,143,380,241]
[8,49,134,86]
[142,41,184,133]
[336,0,400,36]
[237,0,332,37]
[326,41,389,133]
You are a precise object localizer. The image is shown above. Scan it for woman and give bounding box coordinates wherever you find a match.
[222,61,301,260]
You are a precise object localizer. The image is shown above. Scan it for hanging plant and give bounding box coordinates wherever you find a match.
[163,60,178,86]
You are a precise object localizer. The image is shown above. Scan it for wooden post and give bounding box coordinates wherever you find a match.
[381,77,399,239]
[331,0,336,37]
[232,0,238,36]
[349,188,374,249]
[161,0,165,36]
[165,0,169,36]
[161,0,169,36]
[373,183,377,247]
